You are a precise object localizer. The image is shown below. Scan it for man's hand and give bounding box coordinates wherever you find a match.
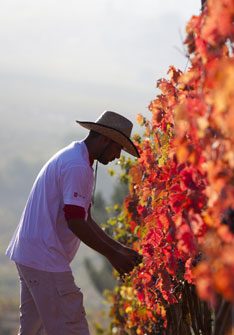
[107,246,142,276]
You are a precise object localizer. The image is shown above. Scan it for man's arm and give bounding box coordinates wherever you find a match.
[67,216,142,275]
[87,208,127,252]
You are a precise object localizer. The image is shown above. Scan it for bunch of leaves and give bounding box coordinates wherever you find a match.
[104,0,234,334]
[107,67,211,335]
[180,0,234,308]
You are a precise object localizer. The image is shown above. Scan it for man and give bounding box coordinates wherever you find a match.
[6,111,142,335]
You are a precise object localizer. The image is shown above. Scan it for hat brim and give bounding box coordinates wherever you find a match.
[76,121,140,158]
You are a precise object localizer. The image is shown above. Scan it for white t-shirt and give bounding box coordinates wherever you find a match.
[6,141,94,272]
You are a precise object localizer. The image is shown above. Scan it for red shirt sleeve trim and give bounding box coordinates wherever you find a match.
[63,205,86,221]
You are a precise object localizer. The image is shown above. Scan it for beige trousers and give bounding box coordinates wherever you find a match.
[16,263,90,335]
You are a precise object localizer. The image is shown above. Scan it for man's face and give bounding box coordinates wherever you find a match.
[98,140,122,165]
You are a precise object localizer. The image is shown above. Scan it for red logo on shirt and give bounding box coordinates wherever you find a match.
[73,192,78,197]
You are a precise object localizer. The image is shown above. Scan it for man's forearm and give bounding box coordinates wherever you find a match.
[88,216,124,251]
[67,218,118,258]
[68,216,142,275]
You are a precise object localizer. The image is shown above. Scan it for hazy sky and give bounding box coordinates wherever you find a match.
[0,0,200,125]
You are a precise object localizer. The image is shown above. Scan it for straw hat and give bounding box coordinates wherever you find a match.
[76,111,140,158]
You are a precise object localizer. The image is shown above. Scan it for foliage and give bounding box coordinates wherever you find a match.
[104,0,234,334]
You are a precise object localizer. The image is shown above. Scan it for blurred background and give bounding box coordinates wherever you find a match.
[0,0,200,333]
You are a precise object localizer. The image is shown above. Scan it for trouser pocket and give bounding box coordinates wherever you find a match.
[55,279,85,324]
